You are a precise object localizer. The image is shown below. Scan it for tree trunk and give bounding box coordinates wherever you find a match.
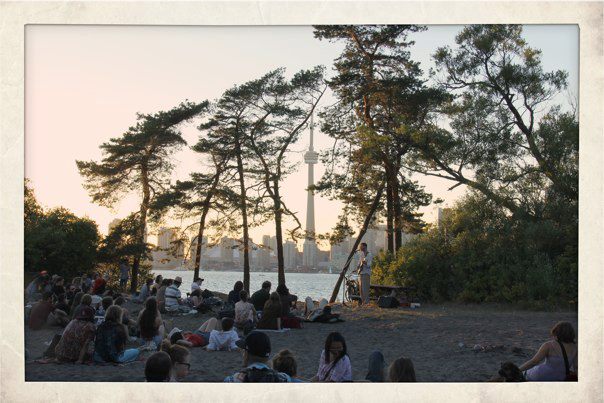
[235,150,251,293]
[131,165,150,294]
[386,177,394,253]
[273,184,286,286]
[329,180,385,303]
[193,207,210,280]
[393,176,403,251]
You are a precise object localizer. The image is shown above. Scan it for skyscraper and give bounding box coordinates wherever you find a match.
[303,114,319,268]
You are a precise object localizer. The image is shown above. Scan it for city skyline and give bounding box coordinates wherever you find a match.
[25,25,578,248]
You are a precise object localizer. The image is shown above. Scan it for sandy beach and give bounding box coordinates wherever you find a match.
[24,299,577,383]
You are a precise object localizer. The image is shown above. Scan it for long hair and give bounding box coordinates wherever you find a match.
[324,332,347,364]
[233,281,244,293]
[139,297,159,335]
[388,357,416,382]
[551,321,576,344]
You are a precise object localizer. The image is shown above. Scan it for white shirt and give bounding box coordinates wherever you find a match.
[357,251,373,275]
[165,285,182,307]
[206,329,239,351]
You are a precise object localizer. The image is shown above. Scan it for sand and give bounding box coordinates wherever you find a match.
[24,300,578,382]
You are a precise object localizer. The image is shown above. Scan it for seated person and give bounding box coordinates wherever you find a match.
[138,297,165,349]
[160,340,191,382]
[234,290,257,333]
[257,292,282,330]
[365,350,386,382]
[54,305,96,363]
[191,277,204,293]
[519,321,577,381]
[250,281,272,311]
[114,296,136,338]
[51,277,66,300]
[388,357,416,382]
[54,293,71,317]
[93,305,140,363]
[145,351,172,382]
[276,284,298,317]
[28,291,69,330]
[137,278,154,303]
[224,331,291,382]
[227,281,244,305]
[156,279,171,313]
[94,296,114,326]
[206,317,239,351]
[91,274,108,296]
[69,292,85,320]
[150,275,163,296]
[272,349,304,382]
[164,276,191,313]
[312,332,352,382]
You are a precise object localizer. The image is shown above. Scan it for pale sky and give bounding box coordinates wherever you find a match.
[25,25,578,250]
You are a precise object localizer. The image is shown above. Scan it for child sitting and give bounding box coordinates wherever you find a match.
[206,317,239,351]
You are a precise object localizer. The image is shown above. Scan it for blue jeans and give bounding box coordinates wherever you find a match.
[94,348,139,363]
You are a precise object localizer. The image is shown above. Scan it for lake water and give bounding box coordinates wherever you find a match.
[152,270,344,302]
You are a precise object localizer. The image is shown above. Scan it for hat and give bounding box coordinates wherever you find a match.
[174,276,183,283]
[235,331,271,358]
[74,305,95,321]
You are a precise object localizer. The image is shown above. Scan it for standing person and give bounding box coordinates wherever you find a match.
[224,331,291,382]
[312,332,352,382]
[356,242,373,305]
[119,259,130,291]
[250,281,272,311]
[82,273,93,294]
[93,305,140,363]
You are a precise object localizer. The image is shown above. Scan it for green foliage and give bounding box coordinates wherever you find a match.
[96,213,151,265]
[374,191,577,306]
[24,182,100,279]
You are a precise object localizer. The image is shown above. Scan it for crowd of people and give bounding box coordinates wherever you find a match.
[25,269,577,383]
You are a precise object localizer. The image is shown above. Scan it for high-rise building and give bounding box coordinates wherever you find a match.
[303,114,319,268]
[108,218,121,234]
[157,227,177,250]
[283,240,298,269]
[258,235,271,268]
[220,237,234,264]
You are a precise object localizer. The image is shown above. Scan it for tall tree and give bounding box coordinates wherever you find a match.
[77,101,208,292]
[405,25,577,220]
[242,67,327,286]
[314,25,444,252]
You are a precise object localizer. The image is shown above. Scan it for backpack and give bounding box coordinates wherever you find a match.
[241,367,288,383]
[377,296,399,308]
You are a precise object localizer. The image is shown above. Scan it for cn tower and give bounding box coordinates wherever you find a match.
[302,113,319,268]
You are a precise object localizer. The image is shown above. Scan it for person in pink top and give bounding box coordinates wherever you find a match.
[312,332,352,382]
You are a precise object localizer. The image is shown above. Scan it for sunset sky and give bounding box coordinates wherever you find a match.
[25,25,578,250]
